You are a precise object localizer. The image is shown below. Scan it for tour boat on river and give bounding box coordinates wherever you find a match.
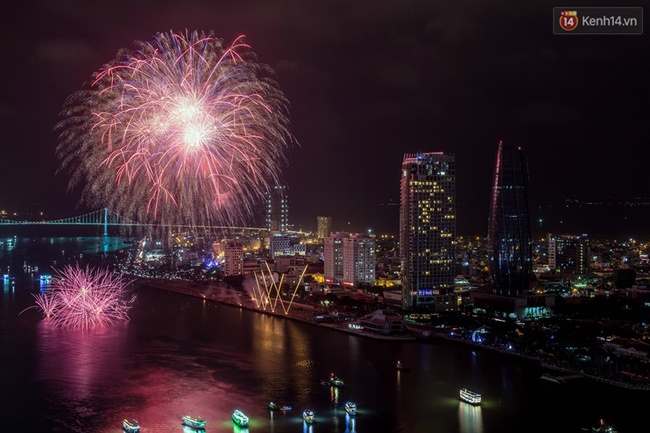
[459,388,482,405]
[181,415,206,429]
[232,410,249,427]
[122,418,140,433]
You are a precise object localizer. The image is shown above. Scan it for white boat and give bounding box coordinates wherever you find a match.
[344,401,357,416]
[302,409,315,423]
[232,410,249,427]
[459,388,481,405]
[540,373,564,383]
[122,418,140,433]
[181,415,206,429]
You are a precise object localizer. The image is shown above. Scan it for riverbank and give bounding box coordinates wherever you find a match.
[134,278,416,341]
[134,277,650,391]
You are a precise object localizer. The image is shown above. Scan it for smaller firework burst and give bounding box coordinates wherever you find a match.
[21,264,135,330]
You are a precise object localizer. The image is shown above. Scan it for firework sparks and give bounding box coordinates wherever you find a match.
[21,264,135,330]
[56,30,293,229]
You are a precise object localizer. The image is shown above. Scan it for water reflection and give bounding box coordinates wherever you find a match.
[458,401,484,433]
[35,320,129,400]
[345,413,357,433]
[302,421,313,433]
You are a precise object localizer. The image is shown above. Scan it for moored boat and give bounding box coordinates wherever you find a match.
[395,360,410,371]
[344,401,357,416]
[232,409,249,427]
[322,372,344,387]
[540,373,564,384]
[269,401,292,411]
[302,409,315,423]
[459,388,481,405]
[181,415,206,429]
[122,418,140,433]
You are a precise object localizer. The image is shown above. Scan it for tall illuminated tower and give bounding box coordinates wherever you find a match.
[399,152,456,311]
[488,141,532,296]
[266,185,288,234]
[317,216,332,240]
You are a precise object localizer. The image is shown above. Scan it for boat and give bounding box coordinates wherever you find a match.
[322,372,344,387]
[232,409,249,427]
[269,402,292,411]
[592,419,618,433]
[302,409,315,423]
[540,373,564,384]
[459,388,482,405]
[181,415,206,429]
[122,418,140,433]
[395,360,410,371]
[344,401,357,416]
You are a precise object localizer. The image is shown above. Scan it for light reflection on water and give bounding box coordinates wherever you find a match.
[458,402,484,433]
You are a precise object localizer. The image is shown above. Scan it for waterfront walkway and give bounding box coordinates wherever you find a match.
[135,278,416,341]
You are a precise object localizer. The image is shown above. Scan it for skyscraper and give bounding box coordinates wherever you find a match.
[317,216,332,240]
[324,232,348,284]
[266,185,289,234]
[488,141,533,297]
[399,152,456,311]
[343,233,376,287]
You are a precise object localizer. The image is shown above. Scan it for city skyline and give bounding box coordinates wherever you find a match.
[0,1,648,237]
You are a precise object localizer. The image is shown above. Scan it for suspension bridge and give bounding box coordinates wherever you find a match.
[0,208,266,236]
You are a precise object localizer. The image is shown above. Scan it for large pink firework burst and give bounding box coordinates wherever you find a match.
[56,29,293,229]
[21,264,136,330]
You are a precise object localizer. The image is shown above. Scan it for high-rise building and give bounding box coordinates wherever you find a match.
[399,152,456,311]
[488,141,533,297]
[270,233,305,258]
[224,242,244,276]
[324,232,348,284]
[548,234,589,277]
[343,233,376,287]
[317,216,332,240]
[266,185,288,234]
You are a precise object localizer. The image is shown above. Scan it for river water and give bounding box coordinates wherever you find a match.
[0,236,645,433]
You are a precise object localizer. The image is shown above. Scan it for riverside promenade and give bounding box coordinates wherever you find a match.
[135,277,416,341]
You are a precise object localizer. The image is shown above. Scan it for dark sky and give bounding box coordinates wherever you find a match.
[0,1,648,237]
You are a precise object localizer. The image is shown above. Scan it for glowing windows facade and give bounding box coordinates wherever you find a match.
[399,152,456,310]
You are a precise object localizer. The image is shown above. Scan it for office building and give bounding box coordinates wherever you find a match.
[399,152,456,311]
[473,141,554,320]
[317,216,332,240]
[488,141,533,297]
[548,234,589,277]
[324,232,348,284]
[342,233,376,287]
[224,242,244,276]
[266,185,289,234]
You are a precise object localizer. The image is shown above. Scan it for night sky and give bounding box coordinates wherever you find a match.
[1,1,648,237]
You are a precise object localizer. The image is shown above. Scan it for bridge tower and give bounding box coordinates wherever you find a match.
[103,208,108,237]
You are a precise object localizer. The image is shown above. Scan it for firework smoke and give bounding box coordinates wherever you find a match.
[21,264,135,330]
[56,30,293,229]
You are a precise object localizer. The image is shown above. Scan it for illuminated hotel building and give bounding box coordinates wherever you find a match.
[266,185,289,234]
[317,216,332,240]
[488,141,532,297]
[342,233,376,287]
[399,152,456,311]
[548,234,589,277]
[324,232,348,284]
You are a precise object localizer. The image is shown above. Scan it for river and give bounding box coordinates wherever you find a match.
[0,236,645,433]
